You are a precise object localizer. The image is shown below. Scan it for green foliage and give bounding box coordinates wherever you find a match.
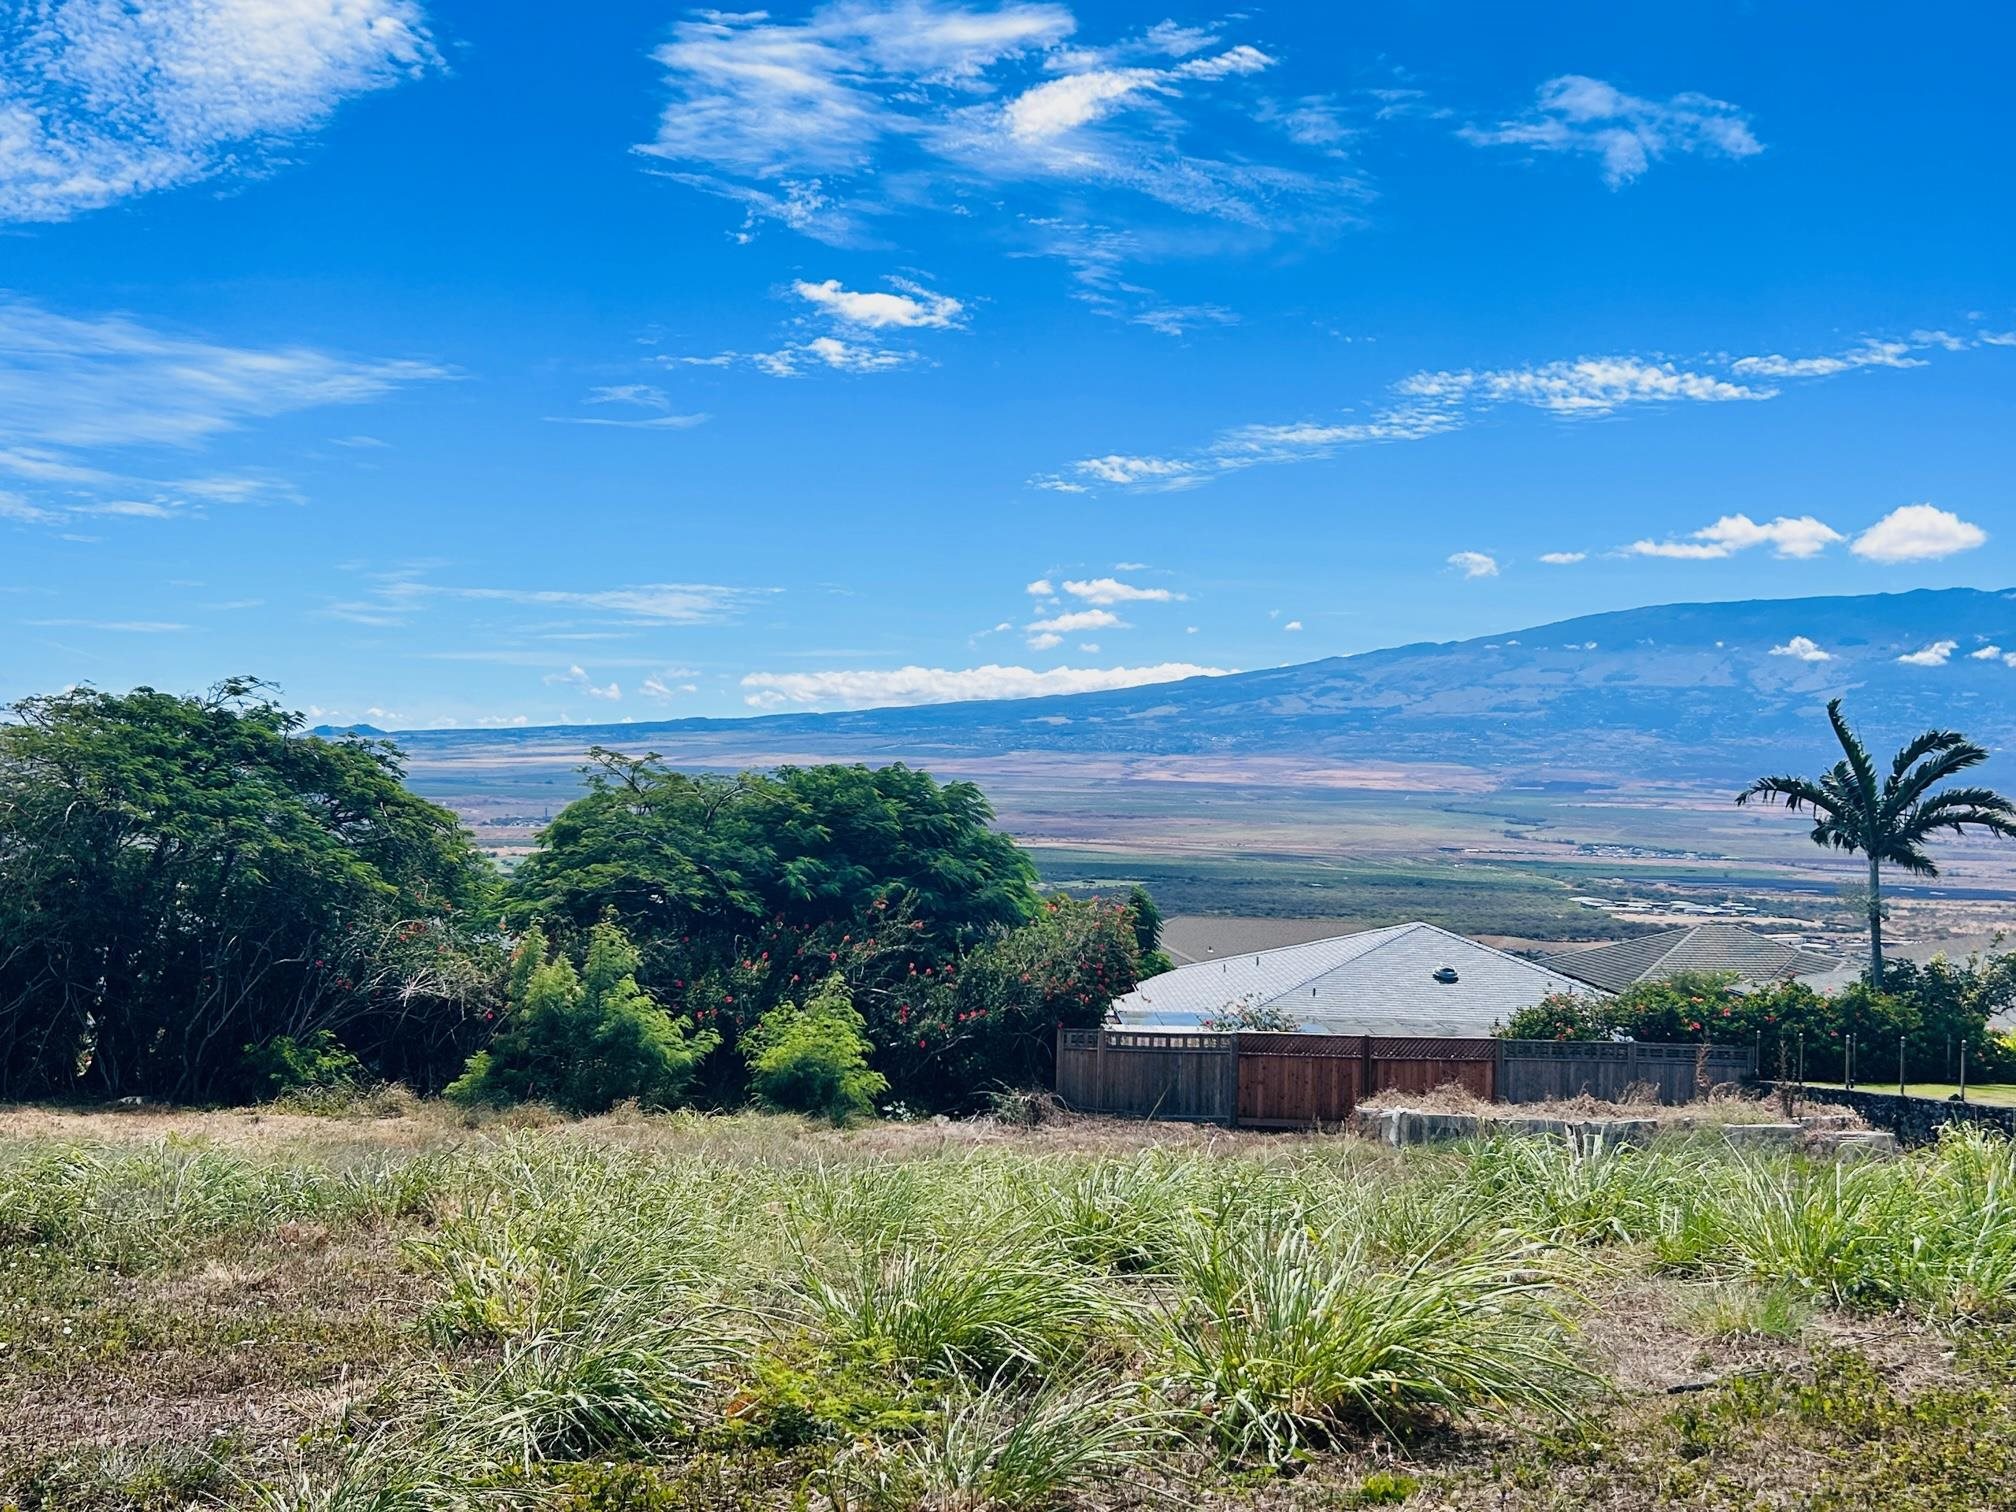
[241,1030,368,1099]
[447,924,719,1114]
[1502,960,2016,1084]
[895,894,1144,1107]
[1199,995,1303,1033]
[0,678,502,1100]
[743,976,887,1122]
[503,753,1045,1107]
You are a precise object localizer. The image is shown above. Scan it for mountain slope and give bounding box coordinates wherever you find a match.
[388,587,2016,781]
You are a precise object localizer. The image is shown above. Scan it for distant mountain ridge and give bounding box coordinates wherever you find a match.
[382,587,2016,782]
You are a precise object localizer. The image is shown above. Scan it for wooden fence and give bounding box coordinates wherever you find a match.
[1056,1028,1756,1128]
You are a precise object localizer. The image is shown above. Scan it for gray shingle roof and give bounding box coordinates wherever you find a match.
[1110,921,1602,1038]
[1539,924,1842,994]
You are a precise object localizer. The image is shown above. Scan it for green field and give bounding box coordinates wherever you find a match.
[1800,1081,2016,1108]
[4,1105,2015,1510]
[1030,847,1639,940]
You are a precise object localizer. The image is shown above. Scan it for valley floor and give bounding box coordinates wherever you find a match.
[2,1104,2013,1511]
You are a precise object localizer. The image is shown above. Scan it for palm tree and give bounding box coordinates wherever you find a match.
[1737,698,2016,984]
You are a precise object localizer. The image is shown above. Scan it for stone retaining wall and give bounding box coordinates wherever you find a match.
[1769,1083,2016,1147]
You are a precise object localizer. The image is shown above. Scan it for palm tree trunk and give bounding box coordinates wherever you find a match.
[1866,853,1884,986]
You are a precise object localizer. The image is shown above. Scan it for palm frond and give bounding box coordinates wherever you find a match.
[1735,775,1835,815]
[1826,698,1880,811]
[1897,799,2016,846]
[1888,727,1967,783]
[1884,739,1989,816]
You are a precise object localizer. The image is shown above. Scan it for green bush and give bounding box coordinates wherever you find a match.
[240,1030,367,1099]
[743,976,887,1122]
[447,924,718,1115]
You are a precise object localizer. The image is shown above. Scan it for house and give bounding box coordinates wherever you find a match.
[1539,923,1845,994]
[1109,921,1603,1038]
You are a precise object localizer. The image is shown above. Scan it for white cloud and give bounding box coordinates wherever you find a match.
[0,0,441,222]
[1005,66,1169,140]
[1538,551,1586,565]
[1462,74,1762,188]
[1061,576,1183,604]
[1769,636,1832,662]
[1026,631,1063,650]
[1627,513,1844,561]
[1732,339,1923,379]
[1024,578,1055,596]
[1447,550,1499,578]
[1069,453,1202,488]
[1028,608,1123,634]
[640,4,1351,248]
[793,278,964,329]
[1282,619,1304,632]
[0,298,449,451]
[1401,357,1770,415]
[0,297,450,527]
[331,574,771,629]
[640,674,700,699]
[1969,645,2004,661]
[26,617,189,632]
[1053,351,1776,492]
[1898,640,1959,668]
[1850,503,1988,563]
[740,660,1231,709]
[545,665,622,700]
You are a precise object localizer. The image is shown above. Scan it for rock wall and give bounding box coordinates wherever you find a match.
[1770,1083,2016,1147]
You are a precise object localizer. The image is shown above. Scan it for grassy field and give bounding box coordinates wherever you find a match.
[1798,1081,2016,1108]
[4,1104,2015,1511]
[1028,849,1638,941]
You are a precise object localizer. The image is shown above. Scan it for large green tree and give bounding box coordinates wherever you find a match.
[502,753,1151,1107]
[508,751,1037,946]
[0,679,500,1099]
[1737,698,2016,983]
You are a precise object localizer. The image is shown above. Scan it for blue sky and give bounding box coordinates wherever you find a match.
[1,0,2011,728]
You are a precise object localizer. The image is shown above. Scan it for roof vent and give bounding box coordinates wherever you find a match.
[1432,966,1459,984]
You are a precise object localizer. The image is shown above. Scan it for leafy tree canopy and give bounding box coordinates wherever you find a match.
[0,679,500,1100]
[509,752,1037,949]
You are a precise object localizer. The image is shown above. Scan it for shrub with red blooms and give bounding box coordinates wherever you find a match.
[885,894,1144,1109]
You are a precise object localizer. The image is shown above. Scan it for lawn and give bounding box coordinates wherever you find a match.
[3,1102,2014,1510]
[1800,1080,2016,1108]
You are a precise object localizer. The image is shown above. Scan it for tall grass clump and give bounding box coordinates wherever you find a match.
[823,1369,1180,1510]
[1154,1218,1587,1465]
[793,1226,1112,1379]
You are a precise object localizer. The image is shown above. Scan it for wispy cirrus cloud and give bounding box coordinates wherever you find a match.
[324,571,774,630]
[0,0,441,223]
[1461,74,1762,187]
[545,384,709,431]
[740,659,1230,710]
[0,298,450,529]
[1043,327,2009,493]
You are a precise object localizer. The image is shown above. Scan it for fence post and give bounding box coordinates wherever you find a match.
[1094,1029,1108,1114]
[1494,1039,1506,1105]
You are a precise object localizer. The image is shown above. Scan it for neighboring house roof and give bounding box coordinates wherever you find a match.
[1539,924,1843,995]
[1110,921,1602,1038]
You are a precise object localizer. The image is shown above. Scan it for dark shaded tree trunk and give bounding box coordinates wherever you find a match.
[1867,852,1884,987]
